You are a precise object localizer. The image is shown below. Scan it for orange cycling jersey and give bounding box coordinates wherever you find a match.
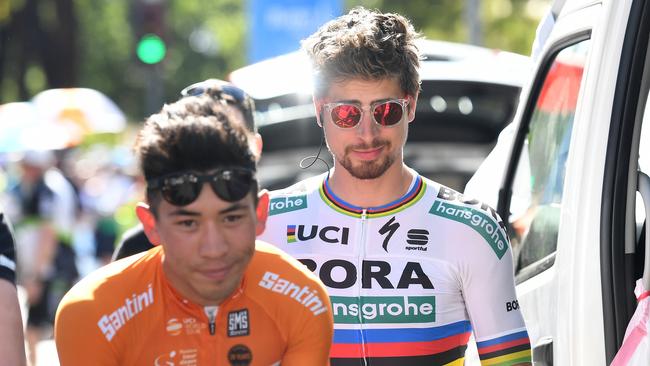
[54,241,333,366]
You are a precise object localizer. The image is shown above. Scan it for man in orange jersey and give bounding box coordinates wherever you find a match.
[54,93,333,365]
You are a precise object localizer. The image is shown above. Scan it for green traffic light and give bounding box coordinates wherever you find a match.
[137,34,166,64]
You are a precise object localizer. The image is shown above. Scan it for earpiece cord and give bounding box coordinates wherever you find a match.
[299,130,331,176]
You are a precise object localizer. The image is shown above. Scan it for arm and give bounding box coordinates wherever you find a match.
[54,293,119,366]
[0,211,27,366]
[280,286,334,366]
[460,219,532,366]
[0,280,27,366]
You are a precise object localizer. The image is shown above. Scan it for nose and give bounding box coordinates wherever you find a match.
[198,222,228,258]
[356,108,379,139]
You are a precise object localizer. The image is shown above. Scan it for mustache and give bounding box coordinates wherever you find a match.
[344,138,390,154]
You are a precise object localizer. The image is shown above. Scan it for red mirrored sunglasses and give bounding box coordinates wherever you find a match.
[322,98,410,129]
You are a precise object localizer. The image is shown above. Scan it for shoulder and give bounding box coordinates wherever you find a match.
[248,241,323,288]
[112,224,154,261]
[244,241,330,317]
[266,174,325,216]
[423,177,511,260]
[58,248,159,315]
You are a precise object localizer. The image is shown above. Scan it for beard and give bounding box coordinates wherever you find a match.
[336,138,394,179]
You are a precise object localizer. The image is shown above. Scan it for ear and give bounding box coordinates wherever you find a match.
[255,190,270,236]
[313,97,324,127]
[407,93,419,123]
[135,202,162,246]
[253,132,263,161]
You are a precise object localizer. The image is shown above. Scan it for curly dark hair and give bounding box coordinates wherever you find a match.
[135,95,257,210]
[302,7,422,99]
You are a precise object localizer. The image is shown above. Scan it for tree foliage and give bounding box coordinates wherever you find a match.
[0,0,546,121]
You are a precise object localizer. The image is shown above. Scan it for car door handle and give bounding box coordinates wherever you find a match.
[532,336,553,366]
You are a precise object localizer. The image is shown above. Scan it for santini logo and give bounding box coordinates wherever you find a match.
[98,283,154,341]
[258,271,328,316]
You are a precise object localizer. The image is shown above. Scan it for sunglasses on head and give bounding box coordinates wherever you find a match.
[322,98,410,129]
[147,168,256,206]
[180,80,247,104]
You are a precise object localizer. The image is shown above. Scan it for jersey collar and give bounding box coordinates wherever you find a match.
[319,173,426,218]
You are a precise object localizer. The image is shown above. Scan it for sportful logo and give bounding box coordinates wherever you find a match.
[269,195,307,216]
[431,187,508,259]
[406,229,429,251]
[285,225,349,245]
[97,283,154,341]
[331,296,435,323]
[258,271,328,316]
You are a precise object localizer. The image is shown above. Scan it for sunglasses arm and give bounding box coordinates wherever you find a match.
[314,98,324,127]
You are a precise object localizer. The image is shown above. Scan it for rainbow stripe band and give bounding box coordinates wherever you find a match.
[477,330,532,365]
[320,175,426,218]
[331,321,471,360]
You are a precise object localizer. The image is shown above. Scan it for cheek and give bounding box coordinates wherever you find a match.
[158,229,198,259]
[226,228,256,258]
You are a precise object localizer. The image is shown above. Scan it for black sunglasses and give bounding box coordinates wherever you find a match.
[147,168,256,206]
[180,80,247,104]
[180,79,255,131]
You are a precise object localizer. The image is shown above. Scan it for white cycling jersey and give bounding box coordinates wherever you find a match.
[258,171,531,366]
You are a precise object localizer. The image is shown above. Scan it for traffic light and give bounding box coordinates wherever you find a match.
[137,34,166,64]
[134,0,166,65]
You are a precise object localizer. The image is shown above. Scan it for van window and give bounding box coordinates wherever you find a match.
[510,40,590,272]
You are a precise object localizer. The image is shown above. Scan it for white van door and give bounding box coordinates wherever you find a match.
[488,0,650,364]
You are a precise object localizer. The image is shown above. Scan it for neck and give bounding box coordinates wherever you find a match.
[327,162,415,208]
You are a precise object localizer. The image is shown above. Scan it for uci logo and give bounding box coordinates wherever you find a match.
[287,225,349,245]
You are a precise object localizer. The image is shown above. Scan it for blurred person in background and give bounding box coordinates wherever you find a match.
[257,7,531,365]
[2,150,79,366]
[55,92,333,365]
[112,79,262,261]
[0,211,27,366]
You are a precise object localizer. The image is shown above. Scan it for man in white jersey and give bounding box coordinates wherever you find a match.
[258,7,532,366]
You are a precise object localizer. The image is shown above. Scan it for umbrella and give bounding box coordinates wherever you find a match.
[0,102,70,152]
[31,88,127,146]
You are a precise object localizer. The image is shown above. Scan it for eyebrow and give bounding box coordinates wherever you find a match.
[331,97,397,105]
[167,202,248,217]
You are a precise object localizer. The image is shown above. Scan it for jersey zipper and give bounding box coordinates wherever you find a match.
[358,208,369,366]
[204,306,218,336]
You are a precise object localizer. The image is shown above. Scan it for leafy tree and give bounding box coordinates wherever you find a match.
[0,0,545,121]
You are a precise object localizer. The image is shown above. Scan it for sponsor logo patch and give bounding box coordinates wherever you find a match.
[331,296,435,323]
[97,283,154,341]
[269,195,307,215]
[286,225,296,243]
[228,344,252,366]
[258,271,328,316]
[298,259,434,290]
[378,216,400,252]
[406,229,429,251]
[154,349,197,366]
[429,200,508,259]
[285,224,349,245]
[166,318,182,336]
[506,300,520,312]
[228,309,250,337]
